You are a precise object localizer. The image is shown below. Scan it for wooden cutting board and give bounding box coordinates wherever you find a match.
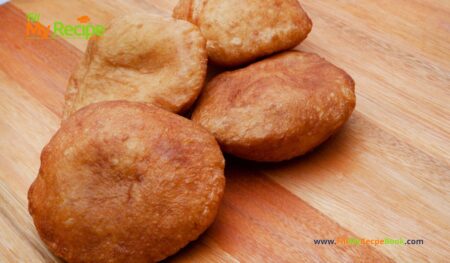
[0,0,449,262]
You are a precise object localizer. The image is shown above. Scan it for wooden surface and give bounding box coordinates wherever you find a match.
[0,0,449,262]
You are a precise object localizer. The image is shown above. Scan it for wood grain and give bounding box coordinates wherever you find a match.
[1,0,449,262]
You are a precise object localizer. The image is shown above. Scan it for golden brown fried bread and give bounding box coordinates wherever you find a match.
[28,101,225,262]
[173,0,312,67]
[63,14,207,119]
[192,51,356,162]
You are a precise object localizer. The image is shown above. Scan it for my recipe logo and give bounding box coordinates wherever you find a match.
[25,12,105,40]
[314,237,424,246]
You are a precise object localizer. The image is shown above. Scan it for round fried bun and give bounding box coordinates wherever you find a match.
[29,101,225,262]
[63,14,207,119]
[173,0,312,67]
[192,51,356,162]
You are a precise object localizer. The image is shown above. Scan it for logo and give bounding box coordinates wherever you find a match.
[26,13,105,40]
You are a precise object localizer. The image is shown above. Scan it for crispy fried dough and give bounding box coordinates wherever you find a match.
[29,101,225,262]
[192,51,356,162]
[173,0,312,67]
[63,14,207,119]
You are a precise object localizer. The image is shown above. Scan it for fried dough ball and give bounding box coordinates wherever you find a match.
[28,101,225,262]
[192,51,356,162]
[173,0,312,67]
[63,14,207,119]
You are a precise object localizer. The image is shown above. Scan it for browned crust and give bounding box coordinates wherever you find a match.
[173,0,312,67]
[29,101,225,262]
[173,0,193,21]
[192,51,356,162]
[63,14,207,120]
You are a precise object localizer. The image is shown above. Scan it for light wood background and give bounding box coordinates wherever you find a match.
[0,0,449,262]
